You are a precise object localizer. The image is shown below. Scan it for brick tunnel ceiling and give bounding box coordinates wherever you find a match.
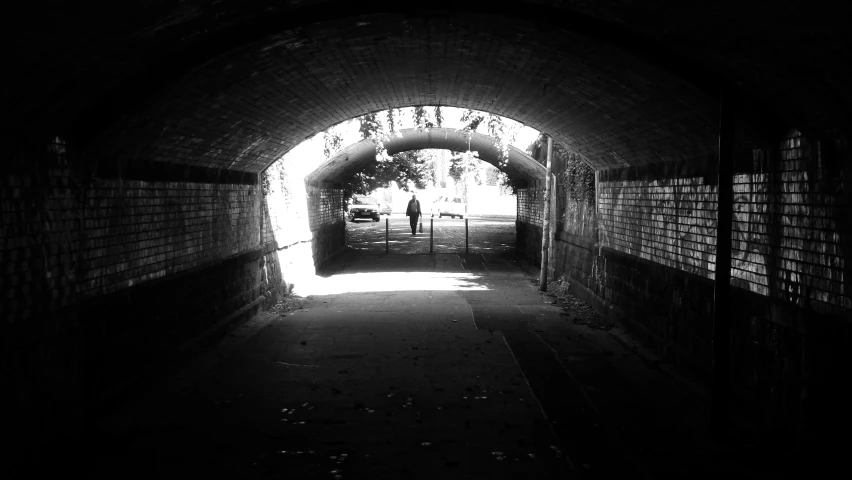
[10,1,850,174]
[305,128,546,186]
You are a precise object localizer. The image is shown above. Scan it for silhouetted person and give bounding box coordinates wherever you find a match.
[406,194,422,235]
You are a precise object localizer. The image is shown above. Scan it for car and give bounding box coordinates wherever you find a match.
[379,203,392,215]
[430,195,466,218]
[347,195,381,222]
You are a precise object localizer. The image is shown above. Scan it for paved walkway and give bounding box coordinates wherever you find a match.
[92,251,786,479]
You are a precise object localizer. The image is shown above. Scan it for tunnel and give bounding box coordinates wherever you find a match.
[3,1,851,477]
[298,127,544,261]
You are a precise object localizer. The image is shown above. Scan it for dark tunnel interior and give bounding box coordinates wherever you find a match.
[3,1,851,477]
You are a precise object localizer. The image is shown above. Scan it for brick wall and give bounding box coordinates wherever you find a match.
[263,153,346,282]
[519,143,599,276]
[731,133,849,314]
[595,131,849,313]
[598,176,718,278]
[549,129,851,443]
[263,158,347,284]
[516,186,544,264]
[79,180,261,294]
[517,187,543,225]
[557,153,597,239]
[306,184,345,268]
[1,136,283,468]
[314,188,345,227]
[548,149,600,289]
[1,138,268,313]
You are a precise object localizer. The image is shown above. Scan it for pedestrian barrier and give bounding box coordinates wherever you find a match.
[382,217,468,255]
[348,215,514,256]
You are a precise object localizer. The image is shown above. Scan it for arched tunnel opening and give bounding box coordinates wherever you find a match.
[260,117,546,293]
[276,123,544,269]
[3,1,851,477]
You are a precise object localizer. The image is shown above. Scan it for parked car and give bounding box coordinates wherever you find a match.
[430,195,466,218]
[379,203,392,215]
[347,195,381,222]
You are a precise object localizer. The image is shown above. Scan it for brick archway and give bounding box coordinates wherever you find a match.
[305,127,546,187]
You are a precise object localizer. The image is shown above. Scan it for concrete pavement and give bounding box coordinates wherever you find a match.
[90,251,785,479]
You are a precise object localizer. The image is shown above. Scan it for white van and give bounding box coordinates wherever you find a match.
[430,195,466,219]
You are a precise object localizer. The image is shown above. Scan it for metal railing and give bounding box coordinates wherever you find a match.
[384,217,472,254]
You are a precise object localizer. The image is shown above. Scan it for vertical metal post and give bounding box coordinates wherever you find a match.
[547,173,557,277]
[539,136,554,292]
[385,218,389,255]
[465,218,469,254]
[712,86,735,436]
[430,218,434,254]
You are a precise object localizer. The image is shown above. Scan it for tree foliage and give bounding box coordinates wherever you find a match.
[323,126,344,160]
[343,110,436,198]
[458,108,521,186]
[459,109,485,132]
[344,150,433,198]
[413,106,434,129]
[392,150,433,190]
[448,150,478,184]
[336,106,530,199]
[386,108,401,134]
[358,112,387,159]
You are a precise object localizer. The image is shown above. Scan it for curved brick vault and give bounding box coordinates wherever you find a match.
[7,1,851,175]
[305,128,546,187]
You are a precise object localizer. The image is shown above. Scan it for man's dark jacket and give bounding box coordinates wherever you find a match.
[406,199,421,217]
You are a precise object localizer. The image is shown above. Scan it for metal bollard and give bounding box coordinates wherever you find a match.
[385,218,389,254]
[430,218,433,254]
[465,218,469,254]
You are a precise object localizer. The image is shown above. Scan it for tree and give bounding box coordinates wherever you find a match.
[413,106,434,129]
[386,109,398,134]
[458,108,524,193]
[434,106,444,127]
[358,112,388,160]
[483,164,500,186]
[392,150,433,191]
[448,149,481,202]
[460,109,485,131]
[342,110,437,199]
[332,107,530,200]
[323,125,344,159]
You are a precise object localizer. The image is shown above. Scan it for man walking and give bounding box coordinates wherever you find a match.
[405,193,422,235]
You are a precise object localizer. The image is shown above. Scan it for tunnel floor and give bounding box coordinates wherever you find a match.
[93,252,784,479]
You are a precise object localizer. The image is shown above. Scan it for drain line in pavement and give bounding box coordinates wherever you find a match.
[501,333,576,471]
[270,361,327,368]
[525,323,652,479]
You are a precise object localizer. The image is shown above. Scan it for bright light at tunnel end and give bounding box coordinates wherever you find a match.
[293,271,489,297]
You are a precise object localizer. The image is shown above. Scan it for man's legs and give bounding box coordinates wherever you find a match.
[410,216,417,235]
